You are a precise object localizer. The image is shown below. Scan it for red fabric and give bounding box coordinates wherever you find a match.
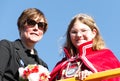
[50,41,120,81]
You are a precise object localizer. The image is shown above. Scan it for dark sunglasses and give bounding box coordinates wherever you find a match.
[26,19,47,29]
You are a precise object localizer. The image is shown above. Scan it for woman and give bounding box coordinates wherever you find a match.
[50,14,120,81]
[0,8,48,81]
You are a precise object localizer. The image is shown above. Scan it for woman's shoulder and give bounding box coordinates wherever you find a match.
[0,39,12,46]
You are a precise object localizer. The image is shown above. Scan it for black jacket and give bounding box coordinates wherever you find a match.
[0,39,48,81]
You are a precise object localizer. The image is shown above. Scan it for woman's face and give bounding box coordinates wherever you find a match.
[70,20,96,48]
[20,17,45,44]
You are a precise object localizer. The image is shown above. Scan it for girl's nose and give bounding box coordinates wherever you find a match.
[77,32,82,37]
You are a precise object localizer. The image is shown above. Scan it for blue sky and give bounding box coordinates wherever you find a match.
[0,0,120,71]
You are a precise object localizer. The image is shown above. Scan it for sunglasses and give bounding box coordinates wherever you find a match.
[26,19,47,29]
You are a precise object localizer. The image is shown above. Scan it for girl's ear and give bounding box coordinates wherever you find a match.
[92,29,97,38]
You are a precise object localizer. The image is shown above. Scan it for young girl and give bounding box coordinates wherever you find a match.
[50,14,120,81]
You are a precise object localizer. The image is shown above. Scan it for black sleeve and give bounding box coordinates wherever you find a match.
[0,40,11,80]
[39,57,48,69]
[42,60,48,69]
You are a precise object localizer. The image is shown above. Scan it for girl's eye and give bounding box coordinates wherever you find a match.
[71,31,77,34]
[81,29,87,32]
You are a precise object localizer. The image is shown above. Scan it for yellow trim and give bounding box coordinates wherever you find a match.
[58,68,120,81]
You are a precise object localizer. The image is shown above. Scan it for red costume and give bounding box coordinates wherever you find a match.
[50,41,120,81]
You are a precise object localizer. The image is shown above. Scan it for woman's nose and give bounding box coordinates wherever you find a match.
[34,24,39,29]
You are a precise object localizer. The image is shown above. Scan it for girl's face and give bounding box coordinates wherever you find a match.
[20,17,45,44]
[70,20,96,48]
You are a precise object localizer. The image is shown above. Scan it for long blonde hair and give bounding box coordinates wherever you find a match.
[64,14,106,56]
